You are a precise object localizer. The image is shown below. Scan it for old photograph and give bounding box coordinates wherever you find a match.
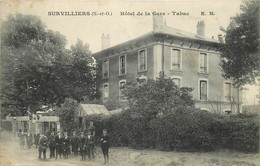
[0,0,259,165]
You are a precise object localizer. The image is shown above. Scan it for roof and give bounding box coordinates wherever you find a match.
[76,104,110,117]
[15,116,29,121]
[158,26,218,43]
[93,26,220,59]
[109,108,123,115]
[37,116,59,122]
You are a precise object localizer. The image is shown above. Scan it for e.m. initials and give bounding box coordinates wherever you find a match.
[201,11,215,16]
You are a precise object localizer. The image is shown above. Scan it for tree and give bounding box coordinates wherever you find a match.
[1,13,68,116]
[64,39,98,102]
[1,13,98,118]
[219,1,259,112]
[122,73,195,119]
[54,98,79,133]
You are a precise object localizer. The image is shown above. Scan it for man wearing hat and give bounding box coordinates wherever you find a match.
[100,129,110,164]
[71,131,79,156]
[49,131,56,159]
[55,131,63,159]
[38,134,48,160]
[79,132,86,161]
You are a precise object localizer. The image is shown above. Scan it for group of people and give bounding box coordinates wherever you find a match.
[18,121,110,165]
[18,130,36,149]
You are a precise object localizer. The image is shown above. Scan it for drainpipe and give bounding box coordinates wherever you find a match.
[161,37,165,77]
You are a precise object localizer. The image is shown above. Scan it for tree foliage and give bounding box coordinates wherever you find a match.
[1,13,98,117]
[219,1,260,88]
[122,73,195,119]
[54,98,79,133]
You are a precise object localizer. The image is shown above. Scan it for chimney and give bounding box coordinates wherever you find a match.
[197,21,205,37]
[218,34,224,43]
[101,33,110,50]
[153,15,163,31]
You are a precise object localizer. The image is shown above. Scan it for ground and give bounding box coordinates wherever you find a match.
[0,131,259,166]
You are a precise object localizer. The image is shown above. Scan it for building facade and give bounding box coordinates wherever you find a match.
[93,16,241,114]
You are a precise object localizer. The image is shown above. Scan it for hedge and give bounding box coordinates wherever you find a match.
[84,109,259,153]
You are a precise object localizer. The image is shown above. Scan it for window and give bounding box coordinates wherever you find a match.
[171,49,181,71]
[103,83,109,101]
[225,110,232,115]
[138,49,147,72]
[172,78,181,88]
[102,60,109,78]
[224,82,232,101]
[199,53,207,73]
[119,55,126,75]
[119,80,126,101]
[200,80,207,101]
[138,75,147,86]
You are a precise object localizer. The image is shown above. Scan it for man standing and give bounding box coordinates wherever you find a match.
[86,130,95,160]
[88,121,95,137]
[79,132,86,161]
[38,134,48,160]
[26,132,33,149]
[49,132,56,159]
[101,129,110,165]
[62,132,70,159]
[55,131,62,159]
[71,131,79,156]
[34,131,40,148]
[18,130,25,149]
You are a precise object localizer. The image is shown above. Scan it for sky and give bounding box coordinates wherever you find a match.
[1,0,259,105]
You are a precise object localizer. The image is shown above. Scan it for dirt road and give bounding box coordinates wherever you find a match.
[0,132,259,166]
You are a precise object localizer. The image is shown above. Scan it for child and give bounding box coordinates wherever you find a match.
[100,129,110,165]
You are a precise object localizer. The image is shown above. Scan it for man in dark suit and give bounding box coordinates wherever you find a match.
[86,130,95,160]
[49,132,56,159]
[101,129,110,164]
[71,131,79,156]
[79,132,86,161]
[62,132,70,159]
[26,132,33,149]
[38,134,48,160]
[55,131,62,159]
[34,131,40,148]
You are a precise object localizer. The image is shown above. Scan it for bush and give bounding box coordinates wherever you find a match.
[223,114,259,153]
[149,108,215,152]
[82,109,259,153]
